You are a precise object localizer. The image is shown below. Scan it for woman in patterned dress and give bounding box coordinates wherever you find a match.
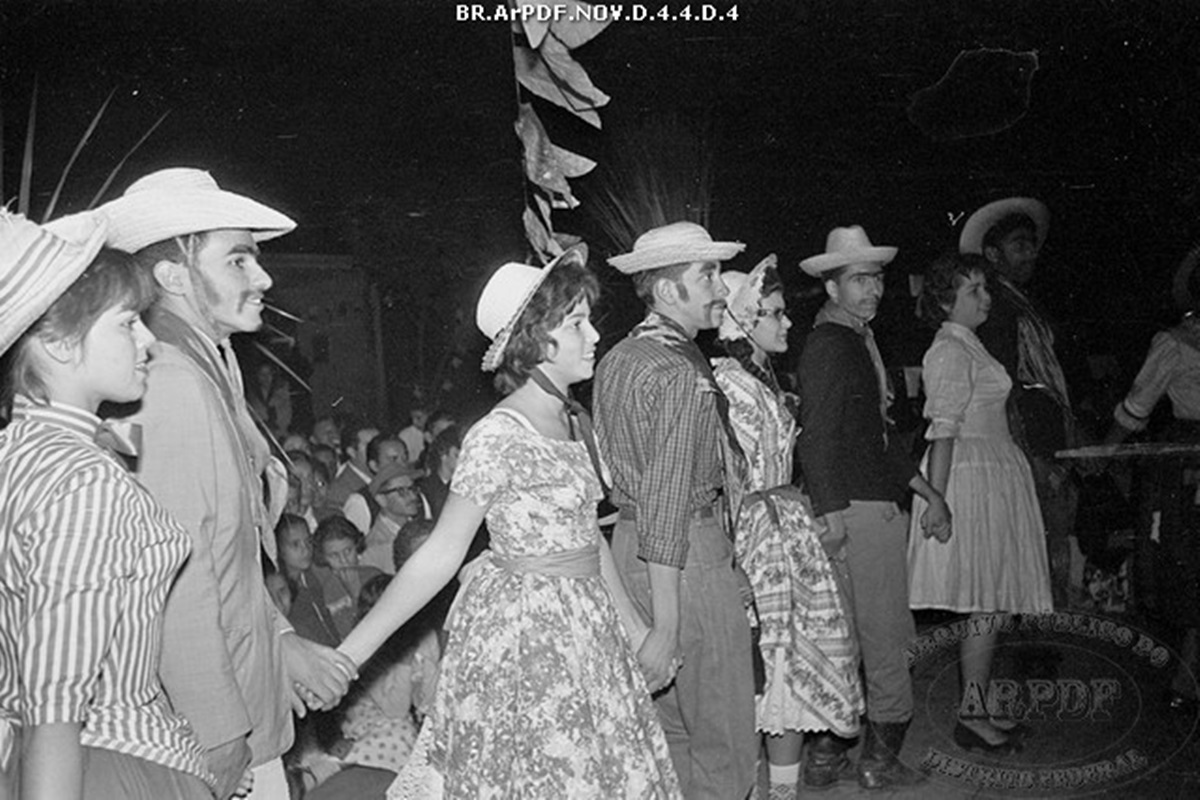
[337,246,680,799]
[712,256,863,798]
[909,253,1052,754]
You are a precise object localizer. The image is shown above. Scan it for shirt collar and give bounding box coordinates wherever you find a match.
[815,300,872,333]
[11,395,101,440]
[645,310,693,339]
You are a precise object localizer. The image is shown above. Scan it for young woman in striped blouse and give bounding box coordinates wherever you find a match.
[0,212,215,799]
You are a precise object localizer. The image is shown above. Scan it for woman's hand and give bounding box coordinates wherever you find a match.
[637,626,682,694]
[921,494,953,542]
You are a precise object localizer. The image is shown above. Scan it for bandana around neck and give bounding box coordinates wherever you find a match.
[814,300,894,432]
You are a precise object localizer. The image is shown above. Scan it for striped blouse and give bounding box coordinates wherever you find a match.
[0,396,212,785]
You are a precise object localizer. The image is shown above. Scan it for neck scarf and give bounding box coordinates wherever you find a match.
[527,367,610,497]
[814,300,893,431]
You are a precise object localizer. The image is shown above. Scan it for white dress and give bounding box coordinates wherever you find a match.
[908,322,1053,614]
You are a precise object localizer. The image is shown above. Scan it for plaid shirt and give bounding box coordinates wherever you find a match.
[595,317,725,568]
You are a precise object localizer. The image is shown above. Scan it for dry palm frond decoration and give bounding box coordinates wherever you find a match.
[583,112,715,254]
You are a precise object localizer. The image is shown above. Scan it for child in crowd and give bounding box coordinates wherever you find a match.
[314,517,384,639]
[275,513,341,647]
[302,536,443,800]
[287,450,334,530]
[311,444,340,491]
[264,561,294,617]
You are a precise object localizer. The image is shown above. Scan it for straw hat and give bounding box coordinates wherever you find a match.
[476,245,588,372]
[99,167,296,252]
[718,254,778,341]
[0,210,108,355]
[800,226,897,277]
[607,221,745,275]
[958,197,1049,255]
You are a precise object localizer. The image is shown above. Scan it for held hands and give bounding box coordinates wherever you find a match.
[920,494,953,543]
[637,626,683,695]
[281,632,358,715]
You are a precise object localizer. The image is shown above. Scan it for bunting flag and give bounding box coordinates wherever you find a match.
[513,32,610,129]
[513,1,611,50]
[514,103,596,208]
[509,0,609,258]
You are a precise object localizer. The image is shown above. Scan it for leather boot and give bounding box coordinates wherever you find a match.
[803,731,854,790]
[857,719,927,790]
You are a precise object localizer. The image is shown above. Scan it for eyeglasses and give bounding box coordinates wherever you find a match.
[755,308,788,321]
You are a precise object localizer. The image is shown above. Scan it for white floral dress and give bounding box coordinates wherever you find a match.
[714,358,864,738]
[390,408,680,799]
[909,322,1053,613]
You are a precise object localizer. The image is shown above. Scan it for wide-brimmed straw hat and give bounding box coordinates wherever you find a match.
[958,197,1049,255]
[476,244,588,372]
[0,210,108,356]
[800,225,897,276]
[368,460,423,495]
[607,221,745,275]
[99,167,296,252]
[718,254,778,341]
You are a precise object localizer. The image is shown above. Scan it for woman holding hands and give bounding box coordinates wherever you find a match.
[336,246,680,798]
[909,252,1053,754]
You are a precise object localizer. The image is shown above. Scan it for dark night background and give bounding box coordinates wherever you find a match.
[5,0,1200,425]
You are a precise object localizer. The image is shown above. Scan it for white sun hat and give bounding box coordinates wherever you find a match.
[607,221,744,274]
[800,225,898,277]
[476,245,589,372]
[98,167,296,252]
[0,210,108,355]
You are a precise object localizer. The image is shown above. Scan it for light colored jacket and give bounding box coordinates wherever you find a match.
[132,308,292,764]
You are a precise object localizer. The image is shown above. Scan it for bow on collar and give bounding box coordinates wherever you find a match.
[528,367,611,497]
[95,418,142,458]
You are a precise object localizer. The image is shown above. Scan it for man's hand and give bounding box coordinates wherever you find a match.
[281,632,358,713]
[817,510,848,555]
[920,494,953,543]
[733,563,755,609]
[206,736,252,800]
[637,625,681,694]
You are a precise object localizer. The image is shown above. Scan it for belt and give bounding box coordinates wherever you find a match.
[618,501,720,522]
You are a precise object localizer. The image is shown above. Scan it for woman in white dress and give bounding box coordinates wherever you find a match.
[335,246,680,799]
[909,252,1053,754]
[712,257,862,797]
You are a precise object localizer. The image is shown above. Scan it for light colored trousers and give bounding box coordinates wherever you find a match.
[613,515,757,800]
[842,499,917,723]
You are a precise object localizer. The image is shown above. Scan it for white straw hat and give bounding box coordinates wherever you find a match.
[0,210,108,355]
[476,245,588,372]
[799,225,897,277]
[958,197,1049,255]
[607,221,744,274]
[98,167,296,252]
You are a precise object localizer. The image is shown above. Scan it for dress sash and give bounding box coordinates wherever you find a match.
[492,545,600,578]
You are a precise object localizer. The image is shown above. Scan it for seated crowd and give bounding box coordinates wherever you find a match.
[261,412,467,798]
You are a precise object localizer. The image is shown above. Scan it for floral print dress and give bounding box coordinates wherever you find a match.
[714,358,864,737]
[390,408,680,799]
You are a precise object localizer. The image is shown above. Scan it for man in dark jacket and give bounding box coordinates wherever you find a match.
[798,225,952,790]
